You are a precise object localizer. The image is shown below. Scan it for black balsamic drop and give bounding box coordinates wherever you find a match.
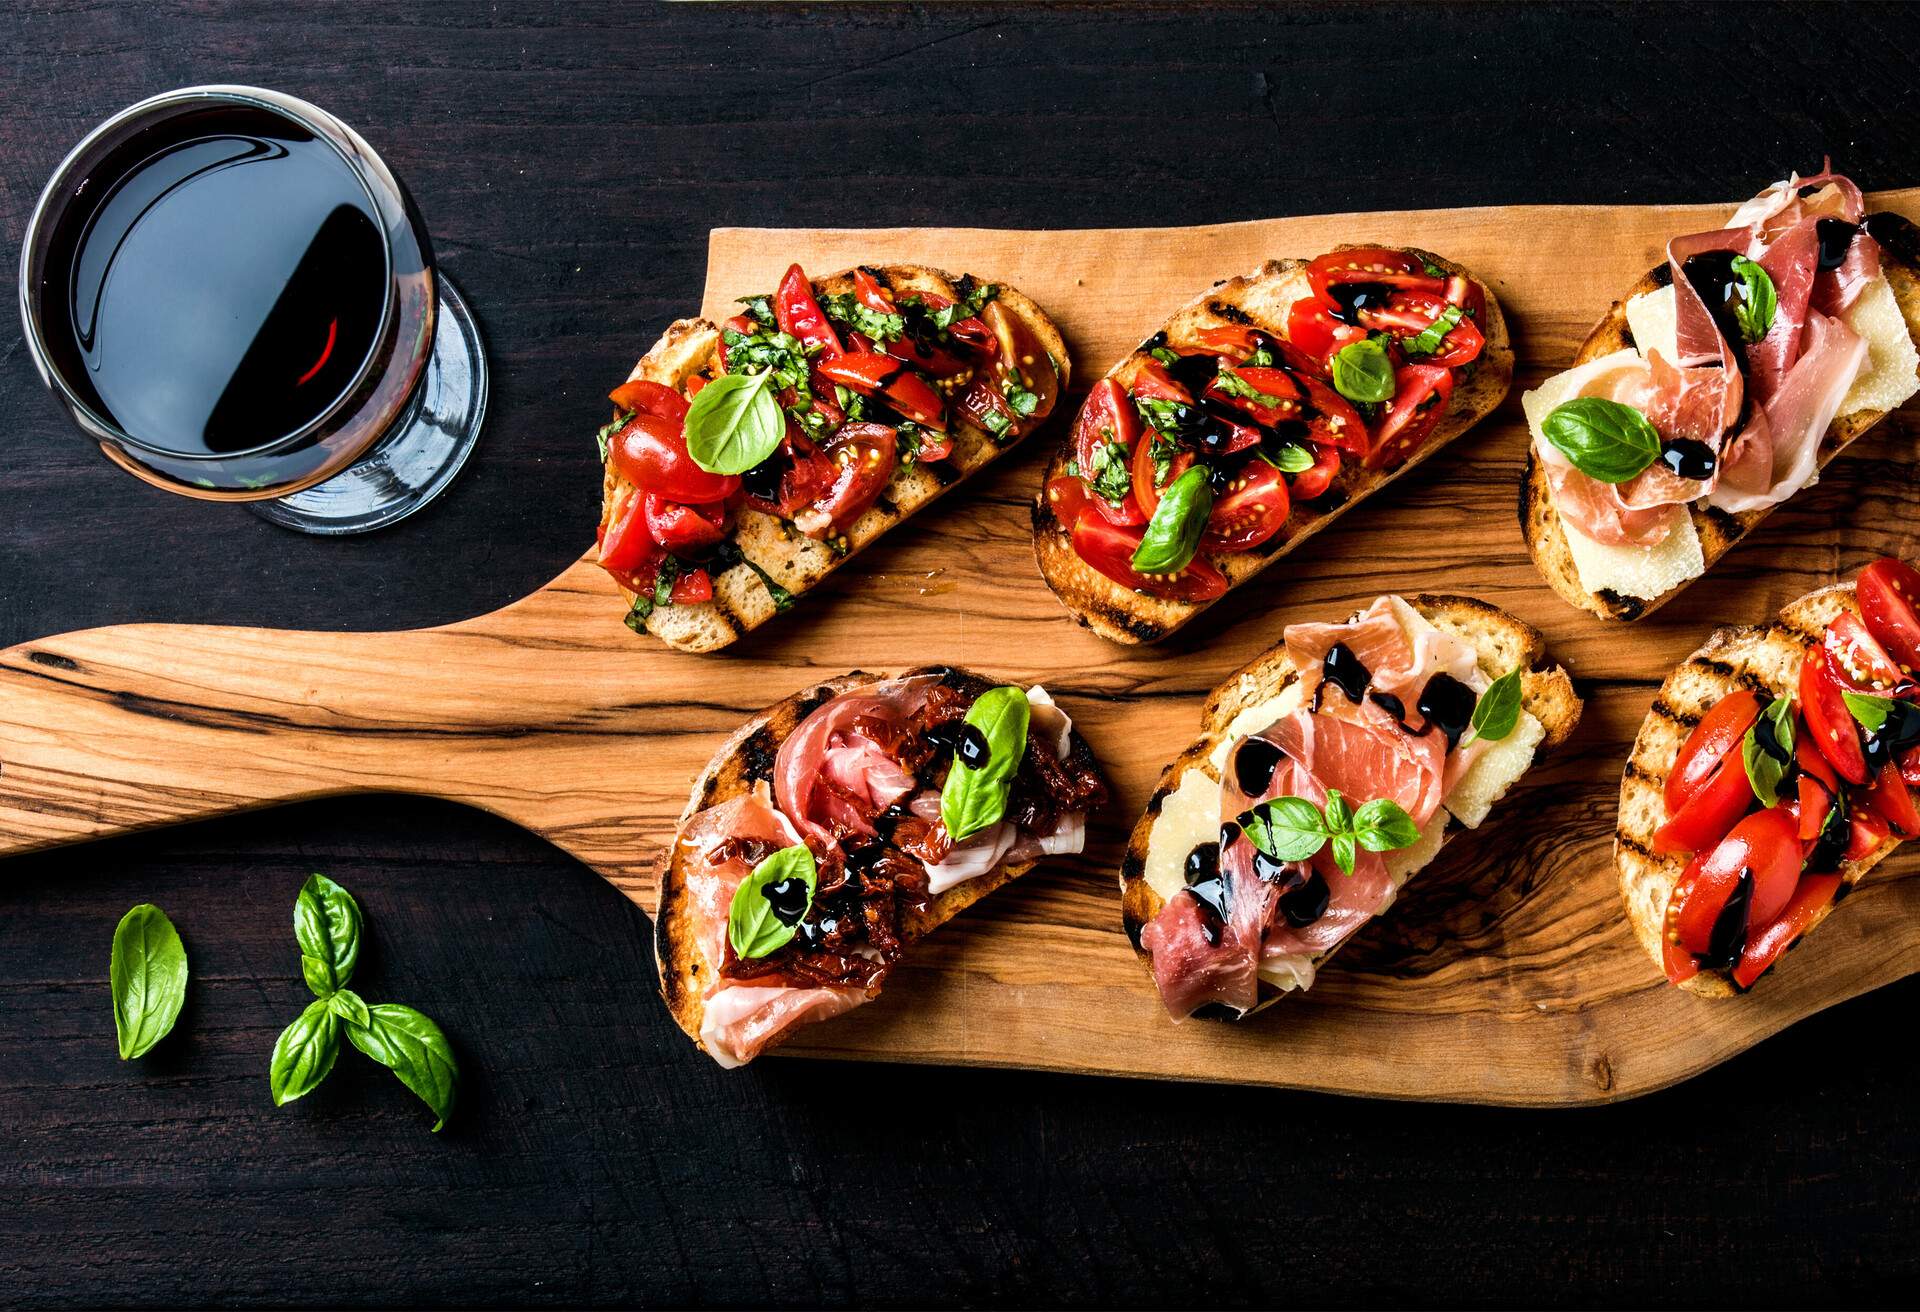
[1279,871,1331,927]
[1318,643,1373,709]
[1702,867,1754,970]
[1184,842,1220,885]
[1806,787,1850,873]
[1416,673,1477,749]
[956,724,991,770]
[763,877,811,926]
[1659,438,1718,481]
[1326,281,1394,327]
[1233,737,1283,797]
[1816,218,1860,272]
[1218,821,1242,850]
[1862,699,1920,774]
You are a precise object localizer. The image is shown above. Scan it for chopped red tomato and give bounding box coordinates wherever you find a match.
[1361,292,1486,369]
[1669,808,1802,956]
[1285,298,1366,370]
[1306,247,1445,308]
[816,353,900,393]
[1069,379,1146,526]
[1288,441,1342,501]
[1045,475,1091,527]
[1129,357,1194,404]
[1795,733,1841,841]
[643,494,727,554]
[1904,745,1920,788]
[1732,874,1842,990]
[670,568,714,606]
[1203,365,1304,429]
[1822,612,1916,698]
[1364,364,1454,470]
[1800,644,1870,784]
[1202,461,1290,553]
[1651,750,1756,856]
[1858,558,1920,676]
[1661,859,1704,986]
[1664,690,1764,815]
[1296,374,1370,458]
[1861,760,1920,837]
[883,370,948,429]
[1071,511,1227,602]
[812,423,897,533]
[1131,432,1191,517]
[609,412,740,504]
[598,494,664,581]
[853,268,896,315]
[1193,323,1262,359]
[608,379,690,420]
[982,300,1058,425]
[774,264,842,357]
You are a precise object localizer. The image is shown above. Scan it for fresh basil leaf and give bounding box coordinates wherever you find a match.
[1353,798,1421,852]
[1730,255,1778,345]
[683,369,784,476]
[327,987,371,1029]
[1329,832,1358,877]
[1131,466,1213,574]
[1843,690,1893,732]
[1262,443,1315,474]
[1237,796,1331,863]
[1331,337,1396,404]
[1322,788,1353,836]
[1742,696,1796,807]
[110,904,188,1060]
[1461,668,1523,747]
[269,997,340,1107]
[294,873,361,997]
[941,686,1032,842]
[1542,397,1661,484]
[1402,304,1465,357]
[345,1003,460,1133]
[728,844,818,960]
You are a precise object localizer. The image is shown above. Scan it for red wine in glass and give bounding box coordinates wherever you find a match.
[18,86,487,534]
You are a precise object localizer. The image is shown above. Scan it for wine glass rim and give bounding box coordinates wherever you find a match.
[15,84,410,463]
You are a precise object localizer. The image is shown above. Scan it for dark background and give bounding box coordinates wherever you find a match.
[4,2,1919,1307]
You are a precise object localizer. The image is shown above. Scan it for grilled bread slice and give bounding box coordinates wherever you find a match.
[655,666,1092,1061]
[602,266,1068,653]
[1522,214,1920,622]
[1616,580,1904,996]
[1033,248,1513,645]
[1117,595,1580,1012]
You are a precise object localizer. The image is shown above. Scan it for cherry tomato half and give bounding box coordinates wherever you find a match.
[1288,441,1342,502]
[1800,644,1870,785]
[609,412,741,505]
[1068,379,1145,526]
[1364,364,1455,471]
[1862,760,1920,838]
[1071,510,1228,603]
[598,493,665,581]
[1651,751,1757,856]
[1361,292,1486,369]
[1858,558,1920,676]
[816,353,901,393]
[981,300,1059,428]
[811,423,897,535]
[643,494,728,554]
[774,263,843,358]
[1203,365,1304,429]
[1202,460,1291,553]
[1732,873,1843,990]
[1306,248,1444,309]
[1822,612,1916,698]
[670,568,714,606]
[1286,297,1366,371]
[608,378,690,421]
[1664,690,1764,816]
[1669,807,1803,957]
[1131,431,1191,518]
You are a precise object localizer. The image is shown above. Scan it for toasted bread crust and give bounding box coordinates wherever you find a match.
[1033,247,1514,645]
[602,266,1069,653]
[1117,594,1580,1010]
[1522,214,1920,622]
[654,666,1082,1060]
[1615,580,1904,996]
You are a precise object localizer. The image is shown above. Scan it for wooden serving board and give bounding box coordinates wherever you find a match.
[7,193,1920,1106]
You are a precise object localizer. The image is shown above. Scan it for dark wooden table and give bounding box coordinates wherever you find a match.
[4,3,1919,1306]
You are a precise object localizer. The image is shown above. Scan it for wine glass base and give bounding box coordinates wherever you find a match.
[248,272,488,535]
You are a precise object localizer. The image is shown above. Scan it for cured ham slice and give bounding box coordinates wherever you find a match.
[1707,310,1866,514]
[774,675,939,849]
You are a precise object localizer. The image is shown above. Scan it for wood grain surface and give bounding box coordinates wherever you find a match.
[10,5,1920,1307]
[7,192,1919,1105]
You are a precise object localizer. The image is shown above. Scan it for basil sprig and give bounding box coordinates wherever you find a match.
[684,369,785,475]
[268,874,459,1132]
[1729,255,1778,345]
[1742,695,1796,807]
[1331,337,1396,404]
[1542,397,1661,484]
[1131,466,1213,574]
[1238,789,1420,877]
[1403,304,1465,357]
[727,844,818,960]
[110,904,189,1060]
[941,686,1031,842]
[1459,668,1523,748]
[1844,690,1894,732]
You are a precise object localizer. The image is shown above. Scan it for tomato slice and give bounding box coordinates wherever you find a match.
[1285,298,1366,370]
[1800,644,1870,784]
[1202,461,1290,553]
[1795,731,1841,841]
[1203,365,1305,429]
[1131,432,1191,518]
[774,263,842,357]
[811,423,897,534]
[1651,752,1756,856]
[599,493,664,581]
[1288,441,1342,501]
[1858,558,1920,677]
[816,353,901,393]
[1848,804,1891,860]
[1068,379,1146,526]
[643,494,728,554]
[1665,689,1764,815]
[853,268,896,316]
[982,300,1059,427]
[608,412,741,504]
[1306,248,1444,309]
[1129,357,1195,404]
[1364,364,1455,470]
[670,567,714,606]
[1732,873,1842,990]
[1362,292,1486,368]
[608,378,690,421]
[1661,858,1705,985]
[1193,323,1262,359]
[1862,760,1920,837]
[1071,510,1227,602]
[1669,808,1803,958]
[1904,744,1920,789]
[1297,374,1370,458]
[1822,612,1917,698]
[883,370,948,429]
[1044,475,1092,527]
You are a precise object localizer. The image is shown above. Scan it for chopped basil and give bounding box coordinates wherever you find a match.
[737,293,776,326]
[1459,668,1523,748]
[727,845,817,960]
[1243,344,1275,368]
[1237,788,1420,877]
[822,291,905,344]
[1085,433,1134,504]
[712,541,796,614]
[1542,397,1661,484]
[1331,337,1396,404]
[652,555,679,608]
[683,369,785,475]
[595,414,625,463]
[1149,345,1182,367]
[1402,304,1466,357]
[1215,367,1286,409]
[940,686,1031,842]
[1742,695,1795,807]
[1131,466,1212,574]
[1730,255,1778,345]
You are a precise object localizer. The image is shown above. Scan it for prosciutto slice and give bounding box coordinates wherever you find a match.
[774,675,938,850]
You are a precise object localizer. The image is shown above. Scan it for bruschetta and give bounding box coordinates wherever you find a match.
[655,666,1108,1066]
[1119,593,1579,1018]
[1618,558,1920,994]
[1033,247,1512,644]
[1522,169,1920,621]
[597,264,1067,652]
